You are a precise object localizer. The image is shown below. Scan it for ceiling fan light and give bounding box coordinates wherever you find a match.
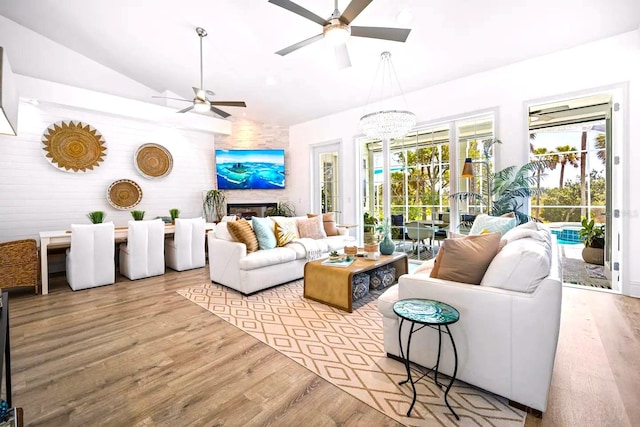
[193,100,210,112]
[323,20,350,46]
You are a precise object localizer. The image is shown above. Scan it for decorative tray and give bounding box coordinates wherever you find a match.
[135,143,173,179]
[41,120,107,173]
[107,179,143,210]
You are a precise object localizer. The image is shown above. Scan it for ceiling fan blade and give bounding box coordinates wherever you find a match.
[350,26,411,42]
[335,44,351,69]
[339,0,373,25]
[276,33,324,56]
[151,96,192,102]
[268,0,329,26]
[177,105,194,114]
[210,101,247,107]
[210,106,231,118]
[192,87,206,100]
[205,89,216,98]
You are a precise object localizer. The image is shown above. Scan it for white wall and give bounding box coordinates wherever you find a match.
[290,30,640,297]
[0,99,217,243]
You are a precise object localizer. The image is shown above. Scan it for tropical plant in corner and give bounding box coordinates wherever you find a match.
[169,208,180,222]
[130,210,145,221]
[87,211,106,224]
[203,189,226,222]
[450,159,549,225]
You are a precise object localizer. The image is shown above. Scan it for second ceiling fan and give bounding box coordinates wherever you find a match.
[269,0,411,69]
[154,27,246,118]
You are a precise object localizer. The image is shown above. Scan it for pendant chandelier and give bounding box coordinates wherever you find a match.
[359,51,415,140]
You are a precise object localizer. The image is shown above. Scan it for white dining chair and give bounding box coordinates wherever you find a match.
[66,222,115,290]
[165,217,206,271]
[119,219,165,280]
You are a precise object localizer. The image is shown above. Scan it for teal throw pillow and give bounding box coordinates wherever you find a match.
[252,217,277,250]
[469,214,517,236]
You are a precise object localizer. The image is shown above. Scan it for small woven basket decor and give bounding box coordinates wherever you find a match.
[135,143,173,179]
[41,121,107,173]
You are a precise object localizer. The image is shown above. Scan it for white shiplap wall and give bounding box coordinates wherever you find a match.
[0,101,217,243]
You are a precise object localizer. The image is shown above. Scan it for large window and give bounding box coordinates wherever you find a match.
[361,114,495,257]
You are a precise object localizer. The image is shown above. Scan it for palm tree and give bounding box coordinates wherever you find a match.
[531,147,556,218]
[594,134,606,164]
[555,145,579,188]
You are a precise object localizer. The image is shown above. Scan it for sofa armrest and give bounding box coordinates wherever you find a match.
[208,233,247,286]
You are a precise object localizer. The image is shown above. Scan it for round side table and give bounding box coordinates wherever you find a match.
[393,298,460,420]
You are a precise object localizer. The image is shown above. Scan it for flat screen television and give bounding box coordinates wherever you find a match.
[215,149,285,190]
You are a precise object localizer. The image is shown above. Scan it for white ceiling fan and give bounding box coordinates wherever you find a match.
[153,27,246,118]
[269,0,411,69]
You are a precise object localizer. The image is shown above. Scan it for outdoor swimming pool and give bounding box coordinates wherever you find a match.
[550,225,582,245]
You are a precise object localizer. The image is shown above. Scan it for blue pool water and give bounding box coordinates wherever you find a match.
[551,228,582,245]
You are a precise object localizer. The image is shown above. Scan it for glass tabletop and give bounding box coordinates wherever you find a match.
[393,298,459,325]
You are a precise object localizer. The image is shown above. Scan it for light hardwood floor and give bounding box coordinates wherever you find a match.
[5,267,640,426]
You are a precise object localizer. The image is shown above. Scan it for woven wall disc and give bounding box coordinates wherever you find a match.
[42,121,107,173]
[107,179,143,210]
[135,143,173,179]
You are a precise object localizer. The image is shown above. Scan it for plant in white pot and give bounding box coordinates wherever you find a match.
[579,216,605,265]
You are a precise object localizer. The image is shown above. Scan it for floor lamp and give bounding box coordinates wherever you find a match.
[461,157,492,213]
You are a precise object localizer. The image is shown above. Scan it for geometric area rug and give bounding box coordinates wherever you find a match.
[177,280,525,427]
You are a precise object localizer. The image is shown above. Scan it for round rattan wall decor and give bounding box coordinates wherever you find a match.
[107,179,143,210]
[135,143,173,179]
[41,121,107,173]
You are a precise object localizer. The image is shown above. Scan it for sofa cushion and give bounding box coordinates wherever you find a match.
[377,284,399,318]
[499,221,547,250]
[469,214,517,236]
[214,222,236,242]
[481,236,551,292]
[252,217,277,250]
[284,241,309,260]
[273,217,299,246]
[413,258,435,275]
[432,232,501,284]
[238,247,297,270]
[296,215,327,239]
[227,219,259,253]
[307,212,339,236]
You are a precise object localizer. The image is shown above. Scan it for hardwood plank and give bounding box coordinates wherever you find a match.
[5,268,639,426]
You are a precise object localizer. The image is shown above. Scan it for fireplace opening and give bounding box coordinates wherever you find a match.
[227,202,278,219]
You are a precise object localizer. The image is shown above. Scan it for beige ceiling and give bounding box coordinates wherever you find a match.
[0,0,638,126]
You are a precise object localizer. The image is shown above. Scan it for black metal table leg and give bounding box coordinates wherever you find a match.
[443,324,459,420]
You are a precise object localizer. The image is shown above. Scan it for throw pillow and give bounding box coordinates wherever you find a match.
[469,214,516,236]
[432,232,501,284]
[481,236,551,292]
[214,222,235,241]
[252,217,277,250]
[226,219,259,253]
[499,220,544,250]
[307,212,338,236]
[296,215,327,239]
[272,217,300,246]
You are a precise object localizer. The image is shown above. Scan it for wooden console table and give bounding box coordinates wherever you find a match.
[304,252,408,312]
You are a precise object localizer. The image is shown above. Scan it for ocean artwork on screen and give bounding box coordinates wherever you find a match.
[215,149,285,190]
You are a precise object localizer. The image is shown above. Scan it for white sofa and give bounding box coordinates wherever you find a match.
[208,216,349,294]
[378,227,562,414]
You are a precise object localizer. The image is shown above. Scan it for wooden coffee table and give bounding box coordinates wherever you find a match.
[303,252,408,312]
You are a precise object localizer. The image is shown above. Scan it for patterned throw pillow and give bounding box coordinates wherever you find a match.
[226,219,259,253]
[252,217,277,250]
[307,212,338,236]
[296,215,326,239]
[273,219,298,247]
[469,214,516,236]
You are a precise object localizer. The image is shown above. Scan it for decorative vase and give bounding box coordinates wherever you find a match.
[379,233,395,255]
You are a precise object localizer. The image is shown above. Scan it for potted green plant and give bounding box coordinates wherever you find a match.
[265,201,296,217]
[579,217,605,265]
[130,210,145,221]
[169,208,180,224]
[87,211,106,224]
[328,250,340,260]
[203,189,226,222]
[363,212,378,244]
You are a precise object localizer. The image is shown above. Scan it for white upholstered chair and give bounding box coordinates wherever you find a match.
[66,222,115,290]
[119,219,165,280]
[165,217,206,271]
[404,221,435,252]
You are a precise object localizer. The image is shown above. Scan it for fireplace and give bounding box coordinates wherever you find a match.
[227,202,277,219]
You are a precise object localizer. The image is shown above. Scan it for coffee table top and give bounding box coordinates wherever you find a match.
[308,252,407,274]
[393,298,459,325]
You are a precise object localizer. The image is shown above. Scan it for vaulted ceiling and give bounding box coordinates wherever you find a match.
[1,0,638,126]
